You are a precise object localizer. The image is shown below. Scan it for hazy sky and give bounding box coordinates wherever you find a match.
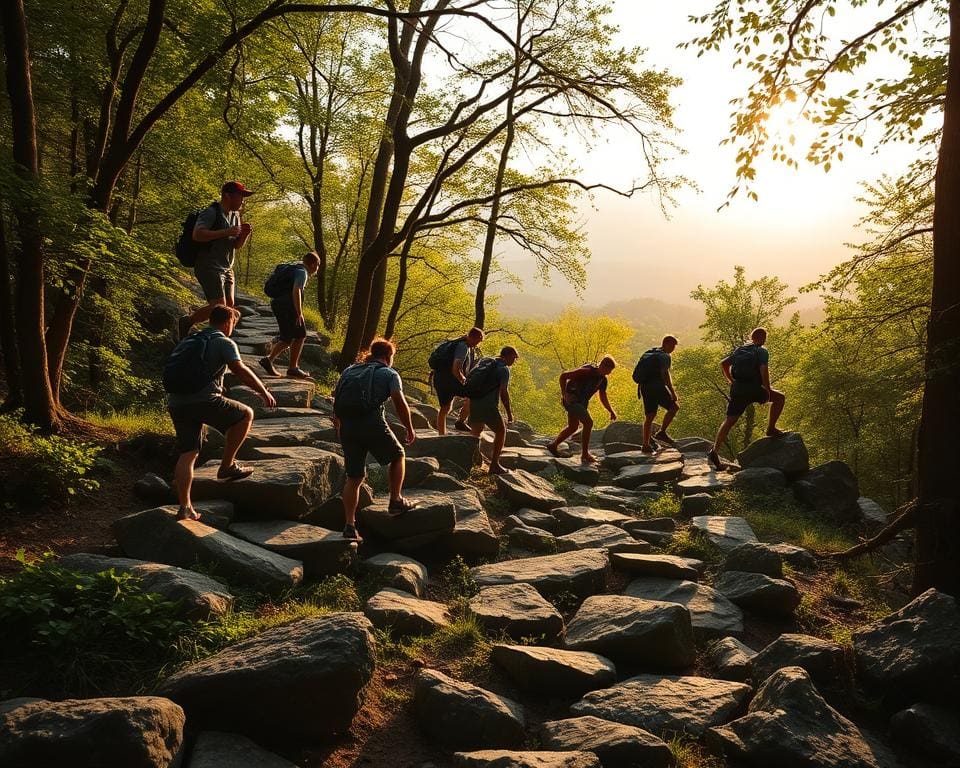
[498,1,921,306]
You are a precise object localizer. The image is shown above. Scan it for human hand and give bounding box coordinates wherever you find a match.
[226,225,241,239]
[609,411,618,422]
[240,222,252,236]
[260,390,277,409]
[404,427,416,446]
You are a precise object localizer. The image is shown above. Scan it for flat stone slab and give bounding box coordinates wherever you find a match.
[565,595,695,668]
[736,432,809,478]
[510,509,560,532]
[690,516,758,552]
[492,645,616,696]
[443,496,500,558]
[358,490,457,541]
[238,416,335,456]
[612,461,683,489]
[552,506,633,533]
[676,471,734,495]
[469,584,564,641]
[602,448,682,472]
[192,448,344,520]
[508,523,561,554]
[572,673,753,737]
[59,553,233,620]
[553,458,601,485]
[709,637,757,682]
[228,520,354,578]
[406,433,480,474]
[751,633,844,685]
[360,552,428,596]
[610,553,704,581]
[557,524,651,555]
[453,752,600,768]
[714,571,801,617]
[624,577,744,640]
[190,731,297,767]
[496,469,567,511]
[540,715,673,768]
[566,486,647,513]
[471,549,609,598]
[112,508,303,591]
[229,379,315,409]
[364,588,450,636]
[499,448,557,474]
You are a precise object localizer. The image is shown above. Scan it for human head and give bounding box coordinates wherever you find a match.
[220,180,253,212]
[499,346,519,366]
[367,337,396,366]
[662,335,678,353]
[466,327,485,347]
[302,251,320,275]
[209,305,240,335]
[598,355,617,375]
[750,327,767,345]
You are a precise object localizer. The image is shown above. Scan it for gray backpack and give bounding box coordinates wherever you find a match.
[334,362,386,418]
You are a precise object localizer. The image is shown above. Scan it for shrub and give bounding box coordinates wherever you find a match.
[437,555,479,601]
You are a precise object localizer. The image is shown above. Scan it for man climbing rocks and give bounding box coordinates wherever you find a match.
[430,327,484,434]
[164,305,276,521]
[546,356,618,465]
[177,181,253,339]
[333,338,418,542]
[708,327,787,469]
[634,335,680,453]
[259,251,320,380]
[466,346,519,475]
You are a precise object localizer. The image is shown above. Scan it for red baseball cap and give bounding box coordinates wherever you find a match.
[221,180,254,196]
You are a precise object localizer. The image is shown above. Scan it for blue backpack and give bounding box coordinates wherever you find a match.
[264,262,305,299]
[334,362,387,418]
[632,348,663,385]
[163,329,220,394]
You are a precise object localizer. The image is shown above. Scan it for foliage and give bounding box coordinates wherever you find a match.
[82,408,175,438]
[436,556,479,601]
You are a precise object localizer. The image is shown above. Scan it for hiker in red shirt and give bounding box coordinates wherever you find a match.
[546,356,618,465]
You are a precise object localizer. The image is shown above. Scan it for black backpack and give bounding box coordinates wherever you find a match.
[565,363,604,402]
[463,357,503,398]
[163,329,221,394]
[175,202,218,267]
[334,362,387,418]
[428,338,461,371]
[632,348,663,385]
[729,344,762,382]
[264,262,305,299]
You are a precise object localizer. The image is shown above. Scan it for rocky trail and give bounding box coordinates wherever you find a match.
[3,296,960,768]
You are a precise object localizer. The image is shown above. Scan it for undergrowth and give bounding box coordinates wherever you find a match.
[82,408,175,438]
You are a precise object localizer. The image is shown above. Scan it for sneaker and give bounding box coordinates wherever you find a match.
[640,445,657,455]
[342,523,363,542]
[654,429,677,447]
[453,420,471,432]
[259,356,280,376]
[766,427,787,438]
[707,450,723,470]
[176,315,194,341]
[388,497,420,516]
[286,367,313,380]
[217,462,254,481]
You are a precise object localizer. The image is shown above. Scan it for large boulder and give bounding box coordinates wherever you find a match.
[492,645,616,696]
[360,552,428,597]
[401,456,441,487]
[737,432,809,478]
[572,674,752,737]
[603,421,646,447]
[713,571,801,618]
[159,613,375,741]
[852,588,960,703]
[612,461,683,489]
[564,595,695,668]
[469,584,564,641]
[708,637,757,682]
[364,588,450,636]
[540,716,673,768]
[554,458,601,486]
[750,634,845,686]
[690,516,758,552]
[708,667,897,768]
[471,549,608,598]
[413,669,525,749]
[556,524,651,555]
[495,470,567,511]
[676,471,734,496]
[792,461,860,522]
[189,731,297,767]
[732,467,787,494]
[624,577,744,640]
[237,416,336,457]
[357,491,456,543]
[442,497,500,559]
[508,508,560,532]
[112,508,303,591]
[406,433,480,475]
[453,752,600,768]
[59,553,233,620]
[610,553,704,581]
[228,520,354,578]
[890,703,960,766]
[229,379,315,409]
[856,497,888,528]
[0,696,184,768]
[723,542,784,578]
[508,523,561,553]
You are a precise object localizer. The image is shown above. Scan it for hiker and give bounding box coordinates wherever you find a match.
[332,338,418,542]
[633,335,680,453]
[465,346,519,475]
[177,181,253,339]
[708,327,787,470]
[259,251,321,380]
[164,305,276,521]
[429,327,484,434]
[545,356,617,464]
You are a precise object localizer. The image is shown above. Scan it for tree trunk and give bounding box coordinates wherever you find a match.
[0,204,23,410]
[913,1,960,597]
[384,236,415,339]
[1,0,60,430]
[363,257,388,347]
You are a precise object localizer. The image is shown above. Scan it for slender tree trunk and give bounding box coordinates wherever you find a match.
[362,258,388,347]
[913,2,960,597]
[0,205,23,410]
[384,236,415,339]
[1,0,59,430]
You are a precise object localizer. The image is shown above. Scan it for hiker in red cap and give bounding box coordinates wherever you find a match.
[177,181,254,339]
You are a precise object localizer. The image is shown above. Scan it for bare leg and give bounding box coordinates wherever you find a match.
[580,415,596,463]
[267,338,291,364]
[712,416,739,453]
[387,454,406,502]
[342,476,363,527]
[548,413,580,454]
[220,407,254,472]
[767,390,786,432]
[174,451,199,510]
[643,412,656,449]
[184,298,226,329]
[437,402,450,435]
[661,404,679,432]
[288,337,307,371]
[489,421,507,473]
[456,399,470,425]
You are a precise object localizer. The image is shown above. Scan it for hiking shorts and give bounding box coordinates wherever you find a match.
[641,383,674,416]
[727,381,769,418]
[468,395,504,433]
[195,265,235,303]
[434,368,464,407]
[562,399,591,423]
[270,298,307,342]
[339,416,404,478]
[168,396,250,454]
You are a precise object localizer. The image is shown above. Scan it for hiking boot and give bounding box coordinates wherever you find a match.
[654,429,676,447]
[176,315,194,341]
[707,450,723,471]
[766,427,787,438]
[342,523,363,543]
[217,462,254,481]
[388,497,419,516]
[286,367,313,380]
[640,444,657,455]
[453,420,471,432]
[259,356,280,377]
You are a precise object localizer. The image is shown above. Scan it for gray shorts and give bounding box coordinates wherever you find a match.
[339,416,404,478]
[195,265,235,303]
[168,397,250,454]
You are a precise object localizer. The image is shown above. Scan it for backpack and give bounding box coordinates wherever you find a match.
[565,363,604,402]
[334,361,387,418]
[264,262,305,299]
[175,202,218,267]
[729,344,762,382]
[463,357,503,398]
[163,329,221,394]
[428,338,461,371]
[632,348,664,385]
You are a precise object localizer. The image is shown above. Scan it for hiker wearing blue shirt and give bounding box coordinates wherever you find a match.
[635,335,680,453]
[431,327,484,434]
[165,306,276,521]
[259,252,320,380]
[177,181,253,339]
[708,327,787,470]
[332,338,418,542]
[466,346,519,475]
